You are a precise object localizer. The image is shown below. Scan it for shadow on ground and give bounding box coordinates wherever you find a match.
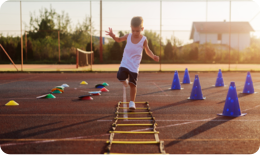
[166,116,235,147]
[0,115,113,143]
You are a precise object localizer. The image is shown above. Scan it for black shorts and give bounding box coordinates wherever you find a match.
[117,67,138,86]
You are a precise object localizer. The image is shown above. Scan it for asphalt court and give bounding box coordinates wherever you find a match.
[0,72,259,154]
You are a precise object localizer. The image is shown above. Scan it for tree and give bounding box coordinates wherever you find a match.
[25,6,95,63]
[171,35,183,47]
[109,42,122,62]
[71,16,95,49]
[15,42,22,61]
[119,31,126,57]
[86,42,99,62]
[205,44,215,61]
[0,42,15,61]
[142,39,155,62]
[163,41,174,61]
[188,46,198,60]
[172,45,178,61]
[27,40,34,60]
[143,30,162,56]
[28,6,57,39]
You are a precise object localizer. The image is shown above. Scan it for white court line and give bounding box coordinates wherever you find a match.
[244,105,260,111]
[152,82,169,96]
[97,119,260,122]
[0,117,221,147]
[0,140,56,147]
[0,133,110,147]
[1,116,257,147]
[0,95,177,101]
[107,118,216,133]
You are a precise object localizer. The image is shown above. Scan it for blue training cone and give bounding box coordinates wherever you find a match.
[214,69,225,87]
[182,68,192,84]
[188,75,205,100]
[169,71,183,90]
[218,82,246,117]
[242,72,257,94]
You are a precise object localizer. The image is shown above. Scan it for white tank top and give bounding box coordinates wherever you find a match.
[120,33,146,73]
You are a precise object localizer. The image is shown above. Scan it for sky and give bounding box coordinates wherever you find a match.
[0,0,260,44]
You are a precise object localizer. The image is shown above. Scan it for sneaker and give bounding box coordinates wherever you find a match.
[129,101,136,111]
[123,79,129,87]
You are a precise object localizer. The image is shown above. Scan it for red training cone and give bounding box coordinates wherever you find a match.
[100,87,109,92]
[82,96,93,100]
[79,95,93,100]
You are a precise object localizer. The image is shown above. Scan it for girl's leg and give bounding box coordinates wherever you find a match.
[129,83,137,110]
[129,83,137,102]
[117,67,129,87]
[121,79,128,87]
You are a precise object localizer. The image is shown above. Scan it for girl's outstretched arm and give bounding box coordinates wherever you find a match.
[143,39,159,62]
[105,27,128,42]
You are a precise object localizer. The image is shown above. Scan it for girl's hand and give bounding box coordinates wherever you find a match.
[105,27,115,38]
[153,55,159,62]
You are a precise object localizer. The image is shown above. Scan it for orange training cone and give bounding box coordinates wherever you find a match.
[51,88,64,93]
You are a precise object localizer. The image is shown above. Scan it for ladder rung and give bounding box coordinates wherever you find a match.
[106,141,160,144]
[109,131,159,134]
[115,112,152,114]
[118,107,150,110]
[114,124,157,126]
[104,153,169,155]
[115,117,154,120]
[120,102,148,104]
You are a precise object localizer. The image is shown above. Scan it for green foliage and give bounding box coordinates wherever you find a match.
[172,45,178,60]
[1,5,260,64]
[163,41,174,61]
[109,42,122,62]
[170,35,183,47]
[200,43,216,61]
[0,36,26,62]
[242,36,260,62]
[143,30,162,56]
[188,46,198,60]
[142,39,155,61]
[19,6,95,63]
[86,42,99,62]
[26,39,34,60]
[119,31,127,54]
[178,44,190,61]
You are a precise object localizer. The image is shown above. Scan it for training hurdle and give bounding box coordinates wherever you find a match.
[106,101,167,154]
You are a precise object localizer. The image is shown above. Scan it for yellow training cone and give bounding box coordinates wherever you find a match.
[5,100,19,106]
[80,81,88,85]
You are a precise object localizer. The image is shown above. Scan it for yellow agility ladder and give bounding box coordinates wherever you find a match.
[105,101,167,154]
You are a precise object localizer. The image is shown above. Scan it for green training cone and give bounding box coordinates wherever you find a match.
[102,82,109,86]
[46,94,56,99]
[56,86,64,90]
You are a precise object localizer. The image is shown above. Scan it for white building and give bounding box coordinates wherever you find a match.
[190,22,254,51]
